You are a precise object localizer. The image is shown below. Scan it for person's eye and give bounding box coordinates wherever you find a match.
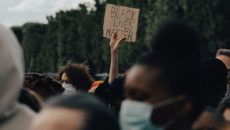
[126,88,149,101]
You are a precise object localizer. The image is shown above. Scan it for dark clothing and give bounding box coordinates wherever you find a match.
[95,77,125,113]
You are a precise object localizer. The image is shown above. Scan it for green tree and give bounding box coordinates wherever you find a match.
[21,23,47,72]
[11,0,230,74]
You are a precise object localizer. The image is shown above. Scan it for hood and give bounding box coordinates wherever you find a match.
[0,24,24,116]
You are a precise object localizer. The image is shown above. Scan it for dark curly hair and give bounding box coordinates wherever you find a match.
[24,73,64,101]
[56,63,95,92]
[18,88,43,112]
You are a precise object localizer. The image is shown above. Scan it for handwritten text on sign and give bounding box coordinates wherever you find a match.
[103,4,140,42]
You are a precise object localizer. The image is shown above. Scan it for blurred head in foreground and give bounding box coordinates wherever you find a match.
[0,24,34,130]
[31,93,120,130]
[120,20,204,130]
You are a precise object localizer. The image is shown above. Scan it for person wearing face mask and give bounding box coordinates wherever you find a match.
[120,53,202,130]
[119,20,205,130]
[62,81,77,96]
[56,63,96,95]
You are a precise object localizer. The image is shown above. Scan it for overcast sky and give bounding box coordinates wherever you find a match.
[0,0,95,27]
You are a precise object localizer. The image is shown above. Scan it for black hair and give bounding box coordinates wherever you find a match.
[139,20,204,122]
[24,73,64,101]
[201,58,228,108]
[136,53,163,67]
[151,19,200,64]
[56,63,95,91]
[47,92,120,130]
[218,97,230,114]
[18,88,42,112]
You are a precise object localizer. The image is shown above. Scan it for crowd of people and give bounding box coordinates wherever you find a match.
[1,19,230,130]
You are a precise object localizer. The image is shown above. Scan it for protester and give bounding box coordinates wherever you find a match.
[119,20,205,130]
[216,49,230,96]
[0,24,34,130]
[218,97,230,122]
[18,88,43,112]
[120,53,199,130]
[201,58,228,107]
[56,63,97,95]
[31,93,120,130]
[93,32,126,112]
[24,73,64,101]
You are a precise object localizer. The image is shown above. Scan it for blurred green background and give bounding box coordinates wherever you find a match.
[11,0,230,74]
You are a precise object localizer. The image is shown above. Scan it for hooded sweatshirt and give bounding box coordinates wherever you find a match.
[0,24,35,130]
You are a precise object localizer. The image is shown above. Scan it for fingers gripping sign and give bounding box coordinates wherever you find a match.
[110,32,126,53]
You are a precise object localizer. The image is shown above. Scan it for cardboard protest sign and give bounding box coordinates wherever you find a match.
[103,4,140,42]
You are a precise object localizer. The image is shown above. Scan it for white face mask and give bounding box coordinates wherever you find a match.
[119,100,164,130]
[62,83,74,89]
[62,83,76,96]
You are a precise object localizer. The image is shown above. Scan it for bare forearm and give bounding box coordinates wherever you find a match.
[109,51,119,84]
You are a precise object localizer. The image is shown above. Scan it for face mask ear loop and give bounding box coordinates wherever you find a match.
[153,96,186,110]
[151,96,187,128]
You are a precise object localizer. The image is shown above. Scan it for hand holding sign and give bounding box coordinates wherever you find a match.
[110,32,125,53]
[103,4,140,42]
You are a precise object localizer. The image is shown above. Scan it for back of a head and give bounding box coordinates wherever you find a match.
[48,93,120,130]
[151,20,204,121]
[152,20,200,64]
[0,24,24,116]
[201,58,228,107]
[24,73,64,101]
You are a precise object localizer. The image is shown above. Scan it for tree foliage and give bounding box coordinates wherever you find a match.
[11,0,230,73]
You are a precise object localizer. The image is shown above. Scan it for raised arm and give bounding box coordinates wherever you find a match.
[108,32,125,84]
